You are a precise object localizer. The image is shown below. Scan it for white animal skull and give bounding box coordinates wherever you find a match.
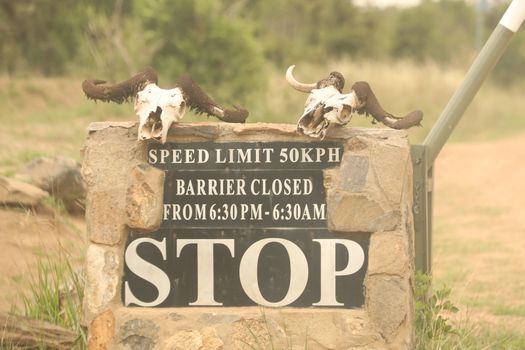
[298,86,358,139]
[135,84,186,143]
[286,65,423,139]
[82,68,249,143]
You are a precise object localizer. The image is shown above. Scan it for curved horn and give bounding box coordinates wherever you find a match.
[383,110,423,130]
[176,74,248,123]
[286,65,317,93]
[82,67,158,104]
[210,105,249,123]
[351,81,423,129]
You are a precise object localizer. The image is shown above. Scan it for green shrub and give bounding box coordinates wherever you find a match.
[133,0,266,103]
[415,272,459,350]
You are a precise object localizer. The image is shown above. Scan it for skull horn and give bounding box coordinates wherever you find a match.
[286,65,317,93]
[176,74,248,123]
[352,81,423,129]
[81,67,158,104]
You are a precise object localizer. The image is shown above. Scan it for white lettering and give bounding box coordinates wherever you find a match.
[301,148,313,162]
[249,178,312,196]
[198,149,209,164]
[163,204,171,220]
[175,179,185,195]
[177,239,235,306]
[313,203,326,220]
[148,149,158,164]
[239,238,308,307]
[328,147,340,163]
[262,148,274,163]
[316,148,326,161]
[172,149,182,163]
[216,149,226,163]
[279,148,288,163]
[312,239,365,306]
[185,149,195,163]
[124,237,170,307]
[237,148,251,163]
[160,149,169,164]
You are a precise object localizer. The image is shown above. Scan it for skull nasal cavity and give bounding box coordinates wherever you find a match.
[147,106,162,122]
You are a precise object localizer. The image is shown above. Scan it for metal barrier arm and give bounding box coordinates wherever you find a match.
[413,0,525,273]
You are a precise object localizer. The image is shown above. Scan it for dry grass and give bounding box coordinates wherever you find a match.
[2,59,525,175]
[433,135,525,332]
[249,60,525,144]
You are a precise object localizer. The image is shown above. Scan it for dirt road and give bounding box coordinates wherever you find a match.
[434,135,525,333]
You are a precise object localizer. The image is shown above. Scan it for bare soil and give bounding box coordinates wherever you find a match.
[0,208,85,311]
[0,134,524,334]
[434,135,525,333]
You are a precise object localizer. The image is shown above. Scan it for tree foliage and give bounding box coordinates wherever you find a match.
[133,0,265,101]
[0,0,86,75]
[1,0,523,93]
[485,2,525,85]
[393,0,475,63]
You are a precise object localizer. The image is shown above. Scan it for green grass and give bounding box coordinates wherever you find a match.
[447,325,525,350]
[0,252,87,349]
[462,298,525,318]
[491,305,525,318]
[435,239,504,256]
[0,200,86,349]
[415,272,525,350]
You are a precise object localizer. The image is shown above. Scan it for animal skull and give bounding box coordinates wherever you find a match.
[82,67,249,144]
[286,65,423,139]
[135,84,186,143]
[297,85,358,139]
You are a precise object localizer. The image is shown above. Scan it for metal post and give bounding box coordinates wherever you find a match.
[413,0,525,273]
[411,145,432,273]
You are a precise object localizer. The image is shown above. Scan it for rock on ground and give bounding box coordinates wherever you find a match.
[0,176,49,207]
[15,156,86,213]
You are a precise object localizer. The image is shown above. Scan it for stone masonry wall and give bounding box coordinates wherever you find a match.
[82,122,415,350]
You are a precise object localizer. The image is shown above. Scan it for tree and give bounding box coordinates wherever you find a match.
[0,0,86,75]
[132,0,266,102]
[392,0,475,64]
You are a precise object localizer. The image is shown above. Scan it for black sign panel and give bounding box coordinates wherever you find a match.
[162,170,327,228]
[123,229,369,308]
[123,141,370,308]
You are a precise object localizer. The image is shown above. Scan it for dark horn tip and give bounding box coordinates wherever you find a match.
[392,110,424,129]
[81,79,106,87]
[222,107,249,123]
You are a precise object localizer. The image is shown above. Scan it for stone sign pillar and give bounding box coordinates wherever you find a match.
[82,122,415,349]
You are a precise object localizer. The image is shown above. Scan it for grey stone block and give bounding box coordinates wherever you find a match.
[126,163,165,232]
